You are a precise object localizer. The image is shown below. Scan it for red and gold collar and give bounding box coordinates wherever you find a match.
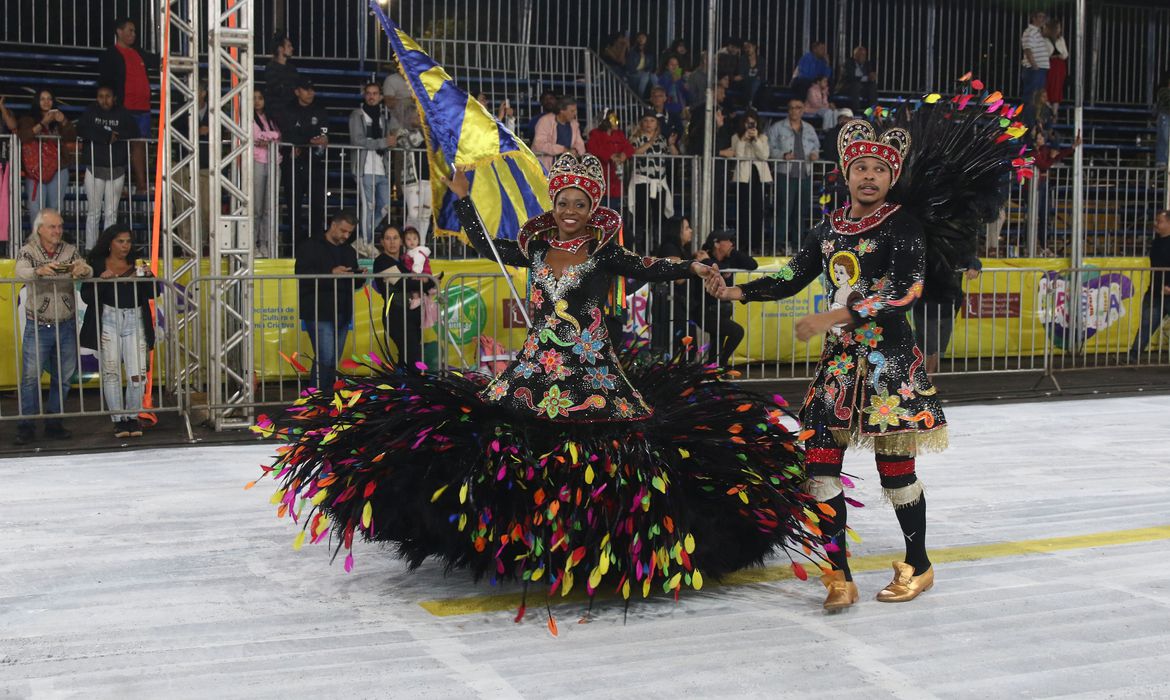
[829,203,901,235]
[517,206,623,257]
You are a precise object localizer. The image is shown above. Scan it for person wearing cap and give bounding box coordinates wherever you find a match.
[835,45,877,113]
[706,120,944,611]
[825,108,855,165]
[283,76,330,242]
[694,229,757,366]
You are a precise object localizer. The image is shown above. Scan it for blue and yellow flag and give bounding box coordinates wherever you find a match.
[370,4,550,240]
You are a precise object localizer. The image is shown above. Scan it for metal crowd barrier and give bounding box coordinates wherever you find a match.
[7,264,1165,430]
[178,270,437,418]
[0,275,187,434]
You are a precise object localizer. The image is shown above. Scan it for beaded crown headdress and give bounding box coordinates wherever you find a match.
[548,153,606,211]
[837,119,912,184]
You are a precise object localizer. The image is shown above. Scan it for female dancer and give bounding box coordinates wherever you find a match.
[254,154,826,623]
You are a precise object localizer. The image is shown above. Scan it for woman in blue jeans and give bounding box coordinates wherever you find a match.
[81,224,158,438]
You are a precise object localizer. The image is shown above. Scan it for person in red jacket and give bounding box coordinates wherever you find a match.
[585,109,634,212]
[98,18,159,192]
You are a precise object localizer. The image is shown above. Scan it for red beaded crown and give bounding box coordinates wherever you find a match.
[548,153,606,211]
[837,120,912,184]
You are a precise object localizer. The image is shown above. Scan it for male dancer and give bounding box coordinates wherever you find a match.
[706,121,944,610]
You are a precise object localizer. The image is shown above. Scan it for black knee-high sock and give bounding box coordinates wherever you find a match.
[893,492,930,575]
[822,491,851,580]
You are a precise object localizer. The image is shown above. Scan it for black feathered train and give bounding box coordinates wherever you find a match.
[253,353,827,604]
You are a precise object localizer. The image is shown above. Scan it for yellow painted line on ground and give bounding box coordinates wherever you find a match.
[417,525,1170,617]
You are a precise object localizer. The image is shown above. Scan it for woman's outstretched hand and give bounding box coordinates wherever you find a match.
[702,266,744,301]
[440,167,471,199]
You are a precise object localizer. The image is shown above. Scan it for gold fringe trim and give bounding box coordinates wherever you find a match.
[883,481,925,509]
[805,476,844,502]
[830,425,949,456]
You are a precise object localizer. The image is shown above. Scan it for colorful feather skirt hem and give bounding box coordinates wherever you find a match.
[251,356,827,608]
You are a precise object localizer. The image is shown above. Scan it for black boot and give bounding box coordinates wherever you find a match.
[44,420,72,440]
[893,492,930,575]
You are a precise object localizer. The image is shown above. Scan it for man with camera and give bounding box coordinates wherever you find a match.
[14,209,94,445]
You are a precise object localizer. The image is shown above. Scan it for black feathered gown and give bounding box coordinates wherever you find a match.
[253,199,825,607]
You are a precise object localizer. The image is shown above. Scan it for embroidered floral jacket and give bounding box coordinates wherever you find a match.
[455,198,695,422]
[738,203,946,440]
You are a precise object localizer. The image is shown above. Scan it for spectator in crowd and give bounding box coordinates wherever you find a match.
[80,223,158,438]
[398,108,432,237]
[263,31,301,118]
[494,97,518,134]
[252,88,282,257]
[685,87,734,226]
[373,224,427,368]
[792,40,832,103]
[1030,89,1055,133]
[601,32,630,77]
[685,84,733,157]
[98,17,158,192]
[585,109,635,211]
[648,85,685,145]
[661,39,692,73]
[1045,19,1069,114]
[695,229,756,366]
[295,209,362,391]
[730,111,772,253]
[836,45,877,113]
[716,37,745,83]
[18,89,76,229]
[741,40,765,107]
[625,31,656,98]
[78,85,138,251]
[824,107,854,165]
[1128,209,1170,362]
[524,90,559,140]
[402,226,432,275]
[0,97,15,255]
[284,76,330,242]
[1031,129,1081,238]
[14,209,93,446]
[805,76,837,129]
[913,258,982,376]
[766,98,822,253]
[1155,71,1170,168]
[1020,10,1052,127]
[685,51,710,109]
[532,97,585,170]
[349,81,398,250]
[627,111,678,254]
[381,55,413,128]
[650,216,698,355]
[655,56,690,116]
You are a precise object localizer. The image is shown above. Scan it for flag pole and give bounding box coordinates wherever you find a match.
[453,165,532,328]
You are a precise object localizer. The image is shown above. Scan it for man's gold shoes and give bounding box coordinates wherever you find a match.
[875,561,934,603]
[821,570,859,611]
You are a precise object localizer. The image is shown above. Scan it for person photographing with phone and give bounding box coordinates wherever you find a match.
[295,209,364,392]
[14,209,93,446]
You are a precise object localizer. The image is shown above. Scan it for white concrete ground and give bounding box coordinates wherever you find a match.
[2,395,1169,699]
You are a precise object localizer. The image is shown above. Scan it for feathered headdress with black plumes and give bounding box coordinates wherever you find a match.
[871,75,1034,299]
